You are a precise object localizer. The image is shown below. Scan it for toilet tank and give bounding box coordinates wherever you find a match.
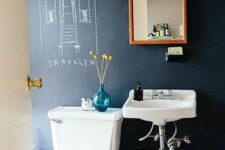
[48,107,123,150]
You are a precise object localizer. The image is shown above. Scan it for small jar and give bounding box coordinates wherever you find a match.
[160,30,165,36]
[155,32,160,37]
[81,98,93,111]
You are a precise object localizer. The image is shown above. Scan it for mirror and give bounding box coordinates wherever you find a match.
[129,0,187,44]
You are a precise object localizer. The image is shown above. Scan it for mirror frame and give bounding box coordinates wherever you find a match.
[129,0,187,45]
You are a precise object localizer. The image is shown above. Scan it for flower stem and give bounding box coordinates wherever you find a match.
[102,60,111,83]
[94,59,101,84]
[100,58,104,84]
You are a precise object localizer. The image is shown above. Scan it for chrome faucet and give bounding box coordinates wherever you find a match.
[151,90,173,99]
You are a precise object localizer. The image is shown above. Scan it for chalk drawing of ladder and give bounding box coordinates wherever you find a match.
[59,0,80,54]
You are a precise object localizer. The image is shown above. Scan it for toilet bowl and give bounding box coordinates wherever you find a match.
[48,107,123,150]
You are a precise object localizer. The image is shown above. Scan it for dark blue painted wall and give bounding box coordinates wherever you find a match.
[29,0,225,150]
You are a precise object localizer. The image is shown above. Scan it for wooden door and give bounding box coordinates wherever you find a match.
[0,0,33,150]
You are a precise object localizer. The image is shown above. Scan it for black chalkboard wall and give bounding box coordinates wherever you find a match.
[29,0,225,150]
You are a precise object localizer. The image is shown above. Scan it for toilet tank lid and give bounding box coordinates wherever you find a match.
[48,107,123,121]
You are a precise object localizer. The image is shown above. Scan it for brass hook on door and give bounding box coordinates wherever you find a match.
[27,76,42,90]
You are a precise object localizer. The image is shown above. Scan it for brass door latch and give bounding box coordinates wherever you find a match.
[27,76,42,90]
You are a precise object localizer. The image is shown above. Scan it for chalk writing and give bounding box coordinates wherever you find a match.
[48,58,95,67]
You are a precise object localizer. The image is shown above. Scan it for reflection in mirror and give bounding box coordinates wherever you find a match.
[130,0,187,44]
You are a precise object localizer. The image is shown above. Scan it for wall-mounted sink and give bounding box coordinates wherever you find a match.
[122,90,197,125]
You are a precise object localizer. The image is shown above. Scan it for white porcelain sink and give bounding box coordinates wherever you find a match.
[122,90,197,125]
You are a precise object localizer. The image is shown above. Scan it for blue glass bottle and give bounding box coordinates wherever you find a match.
[92,84,110,112]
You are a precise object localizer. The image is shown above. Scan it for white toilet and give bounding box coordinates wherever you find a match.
[48,107,123,150]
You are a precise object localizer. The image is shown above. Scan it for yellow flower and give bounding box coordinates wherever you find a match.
[102,54,106,59]
[105,55,108,60]
[94,55,97,59]
[90,51,93,55]
[109,56,112,61]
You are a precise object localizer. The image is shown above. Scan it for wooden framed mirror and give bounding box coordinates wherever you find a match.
[129,0,187,45]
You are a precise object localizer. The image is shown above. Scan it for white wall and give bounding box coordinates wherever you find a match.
[133,0,148,40]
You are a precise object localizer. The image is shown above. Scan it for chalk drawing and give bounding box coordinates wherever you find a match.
[45,0,57,24]
[94,0,99,54]
[38,0,99,60]
[58,0,80,54]
[78,0,91,23]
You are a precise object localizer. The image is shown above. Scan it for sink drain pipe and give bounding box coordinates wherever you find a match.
[159,125,166,150]
[167,122,178,150]
[139,123,155,141]
[167,122,178,143]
